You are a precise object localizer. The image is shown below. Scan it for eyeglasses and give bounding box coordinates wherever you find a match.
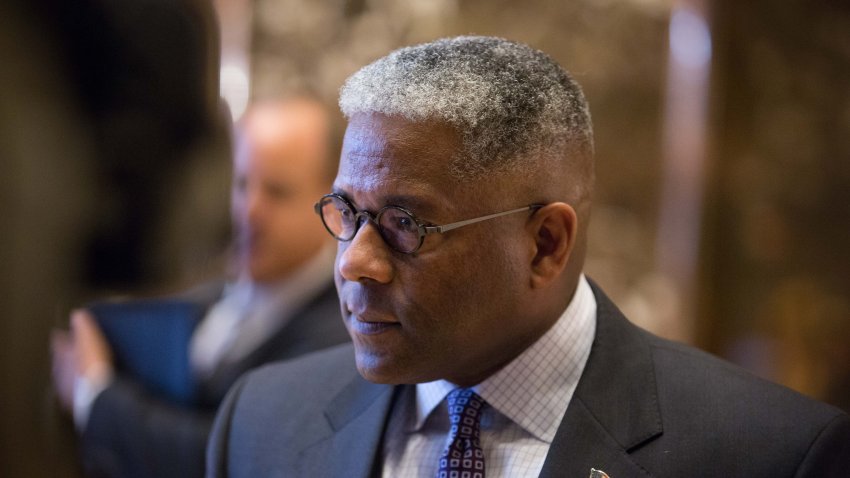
[315,193,543,254]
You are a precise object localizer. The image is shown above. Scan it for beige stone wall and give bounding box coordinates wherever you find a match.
[705,0,850,410]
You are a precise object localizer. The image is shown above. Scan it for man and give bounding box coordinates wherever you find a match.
[51,97,350,478]
[207,37,850,477]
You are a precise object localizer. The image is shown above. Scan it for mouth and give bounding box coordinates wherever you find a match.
[235,232,261,255]
[346,308,401,336]
[350,318,400,335]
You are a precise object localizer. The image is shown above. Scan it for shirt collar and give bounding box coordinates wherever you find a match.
[415,275,597,443]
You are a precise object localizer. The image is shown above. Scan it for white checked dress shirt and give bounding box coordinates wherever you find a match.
[382,275,597,477]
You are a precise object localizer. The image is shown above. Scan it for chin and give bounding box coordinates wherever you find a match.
[352,347,413,385]
[248,269,274,284]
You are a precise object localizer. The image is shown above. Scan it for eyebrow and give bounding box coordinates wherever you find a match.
[330,188,440,219]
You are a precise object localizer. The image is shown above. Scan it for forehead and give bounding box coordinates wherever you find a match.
[335,114,461,208]
[234,120,324,183]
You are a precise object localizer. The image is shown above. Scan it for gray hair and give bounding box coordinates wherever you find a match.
[339,36,594,180]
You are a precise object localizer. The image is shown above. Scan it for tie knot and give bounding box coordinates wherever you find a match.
[446,388,485,440]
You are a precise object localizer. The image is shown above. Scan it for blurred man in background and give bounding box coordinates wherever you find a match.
[51,96,349,478]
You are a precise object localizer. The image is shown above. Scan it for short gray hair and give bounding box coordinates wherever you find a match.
[339,36,594,179]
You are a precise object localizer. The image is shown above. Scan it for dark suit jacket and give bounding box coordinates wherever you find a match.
[207,283,850,477]
[81,281,350,478]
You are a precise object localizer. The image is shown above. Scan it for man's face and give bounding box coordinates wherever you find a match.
[231,114,329,283]
[334,113,543,386]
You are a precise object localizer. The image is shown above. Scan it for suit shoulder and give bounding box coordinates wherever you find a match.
[586,283,849,474]
[211,344,358,468]
[646,334,848,456]
[617,332,850,475]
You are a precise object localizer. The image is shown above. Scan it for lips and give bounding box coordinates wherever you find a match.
[234,231,262,257]
[347,309,401,336]
[344,295,400,336]
[340,282,401,335]
[349,316,399,335]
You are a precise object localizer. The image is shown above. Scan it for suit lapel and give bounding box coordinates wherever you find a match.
[297,375,397,478]
[540,282,662,477]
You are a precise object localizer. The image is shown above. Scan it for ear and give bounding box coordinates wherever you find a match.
[526,202,577,289]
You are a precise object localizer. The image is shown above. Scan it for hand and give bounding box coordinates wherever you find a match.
[51,327,76,412]
[50,309,114,413]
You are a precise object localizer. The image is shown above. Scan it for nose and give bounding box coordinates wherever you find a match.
[337,221,394,284]
[245,188,262,220]
[236,186,266,233]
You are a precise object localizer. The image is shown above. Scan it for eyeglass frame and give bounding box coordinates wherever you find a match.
[315,193,544,254]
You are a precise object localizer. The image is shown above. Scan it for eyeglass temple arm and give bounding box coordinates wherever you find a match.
[424,205,543,234]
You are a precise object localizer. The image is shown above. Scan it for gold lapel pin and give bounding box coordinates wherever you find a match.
[589,468,610,478]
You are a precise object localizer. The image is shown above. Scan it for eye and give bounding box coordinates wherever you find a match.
[324,195,354,219]
[395,215,415,231]
[382,208,418,233]
[265,182,294,201]
[337,205,353,219]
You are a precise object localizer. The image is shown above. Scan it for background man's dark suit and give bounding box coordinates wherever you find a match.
[82,282,349,478]
[207,284,850,477]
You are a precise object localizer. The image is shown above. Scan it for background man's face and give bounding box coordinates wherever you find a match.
[333,113,541,386]
[231,107,330,283]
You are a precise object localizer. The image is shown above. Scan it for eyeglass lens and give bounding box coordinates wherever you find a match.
[318,195,422,253]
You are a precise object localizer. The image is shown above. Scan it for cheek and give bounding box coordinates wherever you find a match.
[270,199,317,233]
[444,241,524,320]
[399,242,517,332]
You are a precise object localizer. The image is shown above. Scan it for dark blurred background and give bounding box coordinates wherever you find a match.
[1,0,848,475]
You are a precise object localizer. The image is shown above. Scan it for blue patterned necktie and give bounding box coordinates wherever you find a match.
[436,388,486,478]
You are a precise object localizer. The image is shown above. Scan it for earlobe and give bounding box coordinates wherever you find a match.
[528,203,577,288]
